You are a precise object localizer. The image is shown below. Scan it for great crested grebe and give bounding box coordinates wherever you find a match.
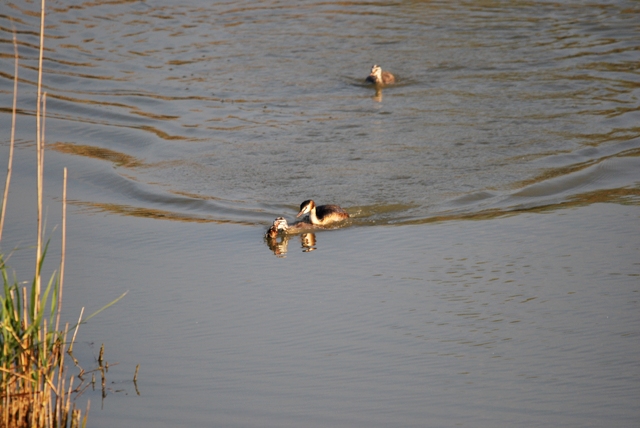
[296,200,349,226]
[366,64,395,85]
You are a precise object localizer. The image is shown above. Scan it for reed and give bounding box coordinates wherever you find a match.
[0,1,122,426]
[0,250,89,428]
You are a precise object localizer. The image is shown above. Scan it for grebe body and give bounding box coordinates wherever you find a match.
[297,200,349,226]
[366,64,395,85]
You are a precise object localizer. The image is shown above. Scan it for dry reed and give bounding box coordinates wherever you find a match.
[2,1,94,427]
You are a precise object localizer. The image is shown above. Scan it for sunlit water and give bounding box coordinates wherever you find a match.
[1,0,639,427]
[2,0,639,224]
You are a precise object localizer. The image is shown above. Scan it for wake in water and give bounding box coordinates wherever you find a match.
[1,0,639,227]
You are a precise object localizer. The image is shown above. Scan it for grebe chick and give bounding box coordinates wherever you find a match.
[265,217,312,237]
[265,217,288,238]
[366,64,395,85]
[296,200,349,226]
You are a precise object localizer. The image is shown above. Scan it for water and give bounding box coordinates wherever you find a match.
[0,0,639,427]
[3,0,638,224]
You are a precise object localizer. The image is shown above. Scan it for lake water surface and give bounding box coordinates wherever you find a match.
[1,0,639,427]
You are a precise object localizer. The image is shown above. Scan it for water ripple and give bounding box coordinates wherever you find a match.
[1,0,639,226]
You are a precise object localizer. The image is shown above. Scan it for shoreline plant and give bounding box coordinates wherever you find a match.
[1,1,127,427]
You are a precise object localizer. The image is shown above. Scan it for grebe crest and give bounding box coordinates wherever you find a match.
[296,199,349,226]
[366,64,395,85]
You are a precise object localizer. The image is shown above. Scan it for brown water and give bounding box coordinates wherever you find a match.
[1,0,639,427]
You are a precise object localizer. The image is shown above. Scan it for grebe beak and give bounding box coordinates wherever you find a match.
[296,205,310,218]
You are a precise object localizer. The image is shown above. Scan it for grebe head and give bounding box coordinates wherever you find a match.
[369,64,382,80]
[296,200,316,218]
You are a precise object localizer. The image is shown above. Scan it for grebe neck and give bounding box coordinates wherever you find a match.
[308,207,320,225]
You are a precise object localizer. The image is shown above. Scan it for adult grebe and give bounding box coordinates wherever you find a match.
[366,64,395,85]
[296,200,349,226]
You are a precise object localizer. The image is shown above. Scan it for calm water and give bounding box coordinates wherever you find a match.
[1,0,639,427]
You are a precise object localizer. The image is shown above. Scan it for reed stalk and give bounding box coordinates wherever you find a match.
[0,26,19,242]
[2,1,84,427]
[34,0,47,318]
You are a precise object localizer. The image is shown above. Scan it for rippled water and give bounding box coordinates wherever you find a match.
[2,0,639,225]
[1,1,639,427]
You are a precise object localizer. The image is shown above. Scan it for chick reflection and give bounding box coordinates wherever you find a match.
[264,217,318,256]
[265,233,290,257]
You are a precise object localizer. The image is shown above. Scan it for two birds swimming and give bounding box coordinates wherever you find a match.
[266,199,350,238]
[266,65,394,238]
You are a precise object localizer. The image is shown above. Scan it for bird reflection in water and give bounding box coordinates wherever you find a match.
[265,229,317,256]
[300,233,316,252]
[372,88,383,102]
[265,232,289,257]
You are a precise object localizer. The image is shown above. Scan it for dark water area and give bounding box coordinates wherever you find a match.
[1,0,639,427]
